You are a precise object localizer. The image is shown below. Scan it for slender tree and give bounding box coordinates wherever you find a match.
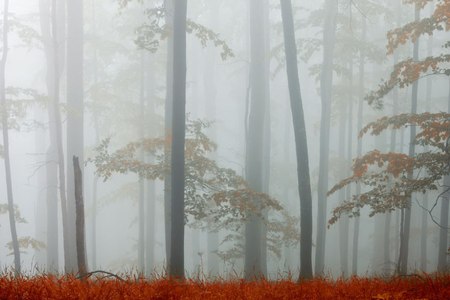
[315,0,337,275]
[244,0,267,280]
[169,0,187,279]
[164,0,174,269]
[0,0,20,275]
[66,0,84,273]
[280,0,313,280]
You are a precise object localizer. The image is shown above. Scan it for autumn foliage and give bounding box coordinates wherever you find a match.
[328,113,450,225]
[0,274,449,299]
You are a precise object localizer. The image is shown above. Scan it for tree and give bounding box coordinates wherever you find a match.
[244,0,268,280]
[329,0,450,276]
[315,0,338,275]
[170,0,187,279]
[66,0,84,273]
[280,0,313,280]
[0,0,21,275]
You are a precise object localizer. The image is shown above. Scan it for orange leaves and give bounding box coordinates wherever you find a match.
[351,150,414,178]
[0,275,449,299]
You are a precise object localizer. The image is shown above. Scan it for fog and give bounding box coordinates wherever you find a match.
[0,0,449,279]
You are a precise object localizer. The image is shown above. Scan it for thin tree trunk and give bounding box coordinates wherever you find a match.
[169,0,187,279]
[352,16,366,276]
[398,3,420,276]
[338,100,348,277]
[51,0,70,273]
[39,0,61,273]
[66,0,84,273]
[280,0,313,280]
[244,0,267,280]
[315,0,337,275]
[164,0,174,270]
[0,0,20,275]
[74,156,87,277]
[437,78,450,272]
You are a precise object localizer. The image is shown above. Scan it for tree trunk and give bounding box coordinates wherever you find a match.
[338,100,348,277]
[0,0,21,275]
[398,3,420,276]
[164,0,174,270]
[73,156,87,277]
[39,0,64,273]
[315,0,337,275]
[66,0,84,273]
[244,0,267,280]
[352,16,366,276]
[169,0,187,279]
[280,0,313,280]
[437,78,450,272]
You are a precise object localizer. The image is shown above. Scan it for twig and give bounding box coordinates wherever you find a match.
[77,270,125,281]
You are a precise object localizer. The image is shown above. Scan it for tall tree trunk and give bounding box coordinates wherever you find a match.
[260,0,271,276]
[66,0,84,273]
[437,78,450,272]
[244,0,267,280]
[352,16,366,276]
[138,52,146,274]
[39,0,63,273]
[0,0,20,275]
[169,0,187,279]
[398,3,420,276]
[420,31,433,273]
[203,6,220,276]
[73,156,87,277]
[89,0,99,271]
[343,61,353,278]
[280,0,313,280]
[164,0,174,270]
[315,0,337,275]
[51,0,70,273]
[338,100,348,277]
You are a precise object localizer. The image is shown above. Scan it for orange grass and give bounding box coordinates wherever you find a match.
[0,274,449,299]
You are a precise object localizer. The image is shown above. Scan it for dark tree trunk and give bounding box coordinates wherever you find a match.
[73,156,87,277]
[0,0,21,275]
[169,0,187,279]
[315,0,337,275]
[280,0,313,280]
[244,0,267,280]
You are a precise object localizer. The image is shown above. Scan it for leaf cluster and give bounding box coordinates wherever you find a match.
[328,113,450,225]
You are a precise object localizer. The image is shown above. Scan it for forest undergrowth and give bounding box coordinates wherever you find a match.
[0,271,449,299]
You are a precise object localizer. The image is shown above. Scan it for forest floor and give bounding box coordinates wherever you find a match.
[0,273,449,299]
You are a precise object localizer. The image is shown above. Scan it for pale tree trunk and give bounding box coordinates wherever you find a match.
[203,4,220,276]
[338,99,348,277]
[89,0,99,270]
[39,0,64,273]
[66,0,84,273]
[1,0,20,275]
[169,0,187,279]
[138,52,146,274]
[280,0,313,280]
[420,30,433,272]
[352,16,366,276]
[244,0,267,280]
[437,78,450,272]
[51,0,70,273]
[343,61,353,278]
[398,3,420,276]
[260,0,271,276]
[315,0,337,275]
[164,0,174,270]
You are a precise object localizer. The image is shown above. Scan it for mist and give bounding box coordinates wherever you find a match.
[0,0,449,280]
